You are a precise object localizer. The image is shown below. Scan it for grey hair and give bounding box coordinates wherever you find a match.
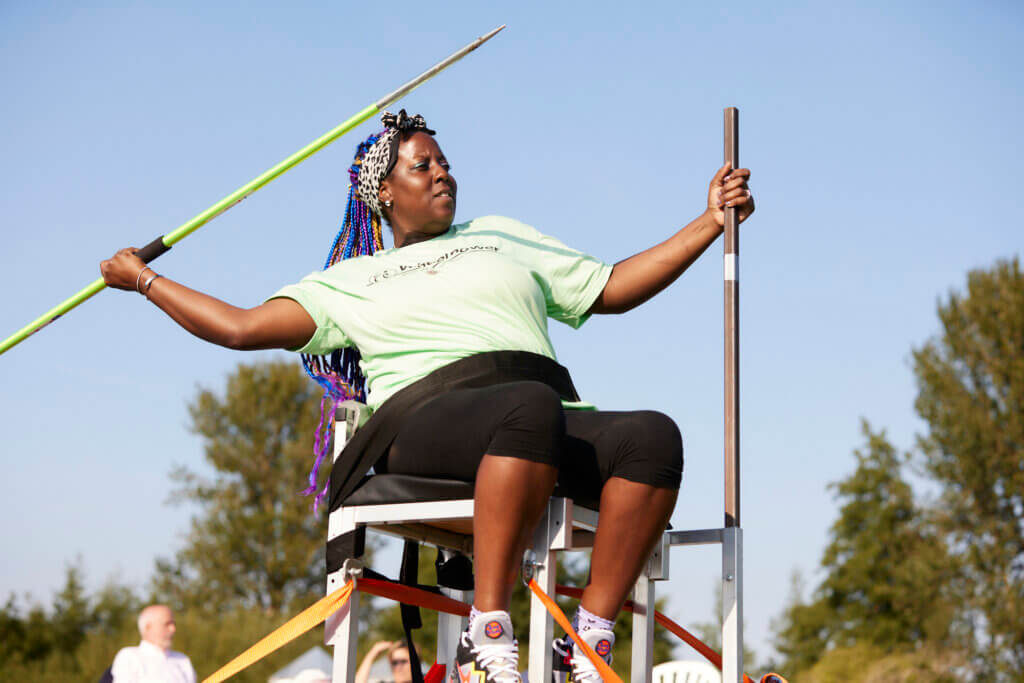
[137,605,166,637]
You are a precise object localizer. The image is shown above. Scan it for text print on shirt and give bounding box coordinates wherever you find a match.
[366,244,499,285]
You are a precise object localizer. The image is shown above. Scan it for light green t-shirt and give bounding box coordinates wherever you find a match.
[269,215,613,410]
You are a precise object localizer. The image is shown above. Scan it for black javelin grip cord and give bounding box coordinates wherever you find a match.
[135,235,172,263]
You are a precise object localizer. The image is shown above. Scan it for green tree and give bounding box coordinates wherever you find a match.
[0,566,145,683]
[912,257,1024,678]
[0,595,26,664]
[768,571,831,676]
[0,564,97,671]
[798,642,963,683]
[771,424,956,676]
[90,578,142,638]
[0,594,52,667]
[153,360,328,615]
[0,593,324,683]
[50,563,92,655]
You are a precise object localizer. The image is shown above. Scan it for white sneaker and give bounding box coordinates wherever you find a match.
[566,628,614,682]
[455,611,522,683]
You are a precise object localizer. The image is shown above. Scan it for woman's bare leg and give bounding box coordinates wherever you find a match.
[472,454,559,611]
[581,477,678,618]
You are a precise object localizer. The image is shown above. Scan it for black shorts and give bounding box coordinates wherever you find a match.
[380,380,683,501]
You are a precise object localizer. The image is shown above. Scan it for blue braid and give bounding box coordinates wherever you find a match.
[300,131,386,404]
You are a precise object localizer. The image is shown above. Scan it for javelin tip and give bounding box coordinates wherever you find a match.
[375,24,507,110]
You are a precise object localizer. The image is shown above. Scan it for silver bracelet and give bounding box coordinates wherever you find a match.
[135,266,153,294]
[142,273,161,295]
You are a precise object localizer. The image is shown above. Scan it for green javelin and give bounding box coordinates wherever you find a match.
[0,25,505,357]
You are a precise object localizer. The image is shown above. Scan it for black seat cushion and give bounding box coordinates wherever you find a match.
[343,474,475,506]
[341,474,600,511]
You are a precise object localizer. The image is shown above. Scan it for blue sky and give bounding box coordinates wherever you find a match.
[2,0,1022,666]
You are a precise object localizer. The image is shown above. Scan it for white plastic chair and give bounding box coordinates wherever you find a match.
[652,660,723,683]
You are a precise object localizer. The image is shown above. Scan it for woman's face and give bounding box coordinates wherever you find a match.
[389,646,413,683]
[379,131,457,244]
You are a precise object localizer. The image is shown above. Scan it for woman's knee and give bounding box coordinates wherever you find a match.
[622,411,684,489]
[641,411,682,457]
[643,411,684,475]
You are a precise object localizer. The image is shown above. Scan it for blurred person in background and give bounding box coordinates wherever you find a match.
[355,640,415,683]
[110,604,196,683]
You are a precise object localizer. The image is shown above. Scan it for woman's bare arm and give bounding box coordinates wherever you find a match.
[589,163,754,314]
[100,248,316,350]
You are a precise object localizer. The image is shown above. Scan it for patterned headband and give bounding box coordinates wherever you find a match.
[355,109,436,217]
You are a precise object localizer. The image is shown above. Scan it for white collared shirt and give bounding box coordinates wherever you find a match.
[111,639,197,683]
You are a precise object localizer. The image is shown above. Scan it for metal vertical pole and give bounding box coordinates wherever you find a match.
[724,106,740,529]
[721,107,744,683]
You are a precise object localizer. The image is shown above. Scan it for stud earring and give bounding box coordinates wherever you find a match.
[383,200,393,208]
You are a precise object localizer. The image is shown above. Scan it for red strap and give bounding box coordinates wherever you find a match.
[356,577,471,617]
[424,663,446,683]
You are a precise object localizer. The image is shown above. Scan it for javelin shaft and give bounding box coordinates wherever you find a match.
[0,25,505,357]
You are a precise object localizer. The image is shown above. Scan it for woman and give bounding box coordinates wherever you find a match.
[355,641,414,683]
[100,110,754,683]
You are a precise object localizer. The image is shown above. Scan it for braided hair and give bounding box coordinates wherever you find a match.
[300,110,435,510]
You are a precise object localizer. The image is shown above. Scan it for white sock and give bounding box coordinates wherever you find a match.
[468,605,483,631]
[575,605,614,633]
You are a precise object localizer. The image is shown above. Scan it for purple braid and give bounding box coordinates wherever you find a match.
[299,131,386,511]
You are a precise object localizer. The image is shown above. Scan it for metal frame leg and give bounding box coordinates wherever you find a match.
[437,586,470,671]
[631,576,655,683]
[528,500,565,683]
[632,535,670,683]
[721,527,743,683]
[326,509,361,683]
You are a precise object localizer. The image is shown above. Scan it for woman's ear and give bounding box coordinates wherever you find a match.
[378,184,393,225]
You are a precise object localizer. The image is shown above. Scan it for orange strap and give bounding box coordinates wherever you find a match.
[201,580,354,683]
[527,579,622,683]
